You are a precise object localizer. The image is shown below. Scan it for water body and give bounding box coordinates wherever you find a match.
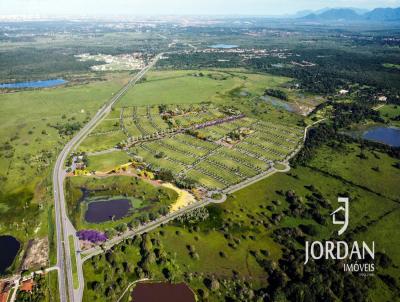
[131,282,195,302]
[260,95,296,112]
[0,79,67,89]
[209,44,238,49]
[362,126,400,147]
[0,235,20,275]
[85,199,131,223]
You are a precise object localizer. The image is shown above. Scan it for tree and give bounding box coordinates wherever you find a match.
[264,89,288,100]
[204,277,220,291]
[162,267,172,280]
[156,168,174,182]
[116,223,127,233]
[91,281,100,291]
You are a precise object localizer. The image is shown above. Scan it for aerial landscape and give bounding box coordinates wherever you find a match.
[0,0,400,301]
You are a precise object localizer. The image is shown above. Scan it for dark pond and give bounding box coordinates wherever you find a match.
[0,79,67,89]
[362,126,400,147]
[84,199,131,223]
[260,95,296,112]
[209,44,238,49]
[131,282,195,302]
[0,235,20,275]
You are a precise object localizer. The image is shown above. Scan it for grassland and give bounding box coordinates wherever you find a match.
[79,131,127,153]
[117,69,291,107]
[307,143,400,200]
[0,73,130,272]
[86,151,131,172]
[69,235,79,289]
[383,63,400,70]
[46,270,60,302]
[378,104,400,127]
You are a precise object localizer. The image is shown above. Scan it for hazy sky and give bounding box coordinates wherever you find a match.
[1,0,399,16]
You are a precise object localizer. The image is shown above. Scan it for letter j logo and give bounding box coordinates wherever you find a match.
[330,197,349,236]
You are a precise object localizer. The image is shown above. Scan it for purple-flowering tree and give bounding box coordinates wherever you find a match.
[193,114,245,130]
[77,230,108,243]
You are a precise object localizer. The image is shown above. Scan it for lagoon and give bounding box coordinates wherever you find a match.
[209,44,238,49]
[0,79,67,89]
[260,95,296,112]
[0,235,20,275]
[131,282,195,302]
[362,126,400,147]
[85,198,131,223]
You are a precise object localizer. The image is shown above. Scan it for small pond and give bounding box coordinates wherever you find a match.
[0,235,20,275]
[0,79,67,89]
[131,282,195,302]
[84,198,132,223]
[209,44,238,49]
[362,126,400,147]
[260,95,296,112]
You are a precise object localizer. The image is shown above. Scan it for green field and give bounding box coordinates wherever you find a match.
[87,151,131,172]
[308,143,400,200]
[378,104,400,127]
[0,73,130,273]
[383,63,400,70]
[117,69,291,107]
[69,235,79,289]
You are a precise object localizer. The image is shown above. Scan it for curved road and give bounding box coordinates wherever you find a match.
[53,54,162,302]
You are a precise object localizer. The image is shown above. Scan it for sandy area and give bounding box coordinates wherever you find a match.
[80,240,96,251]
[21,238,48,270]
[162,183,196,213]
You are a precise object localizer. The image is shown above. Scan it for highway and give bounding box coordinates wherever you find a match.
[52,54,162,302]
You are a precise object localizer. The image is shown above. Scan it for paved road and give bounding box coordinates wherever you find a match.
[53,54,162,302]
[81,198,211,262]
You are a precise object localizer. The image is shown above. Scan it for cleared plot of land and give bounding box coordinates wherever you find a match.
[79,131,127,153]
[81,101,303,191]
[131,116,301,190]
[87,151,131,172]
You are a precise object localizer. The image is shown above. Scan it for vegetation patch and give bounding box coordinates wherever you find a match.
[65,175,178,234]
[69,235,79,290]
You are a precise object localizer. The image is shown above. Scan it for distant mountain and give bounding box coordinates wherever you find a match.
[365,7,400,21]
[291,10,313,18]
[302,8,362,21]
[300,7,400,22]
[314,7,369,15]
